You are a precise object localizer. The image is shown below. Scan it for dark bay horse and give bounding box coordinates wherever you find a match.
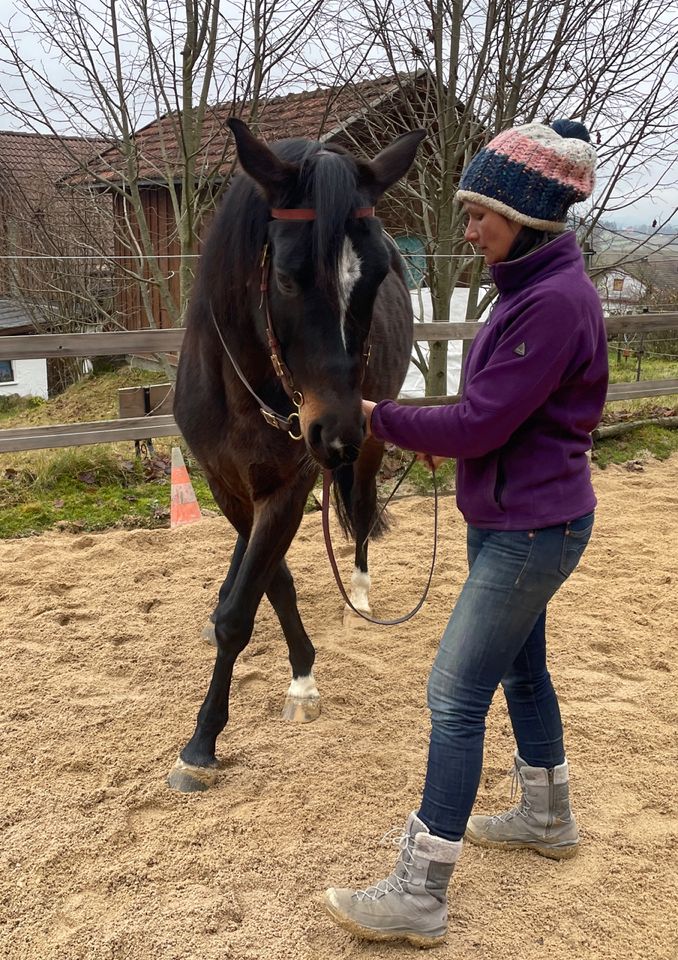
[169,118,425,792]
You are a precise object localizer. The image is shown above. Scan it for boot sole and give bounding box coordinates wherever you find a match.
[465,831,579,861]
[323,894,445,948]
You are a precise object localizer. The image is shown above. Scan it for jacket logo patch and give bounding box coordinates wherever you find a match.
[514,342,527,356]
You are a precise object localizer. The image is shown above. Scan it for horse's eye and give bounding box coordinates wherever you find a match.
[275,271,297,297]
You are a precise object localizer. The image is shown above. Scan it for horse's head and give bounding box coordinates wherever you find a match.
[227,118,425,470]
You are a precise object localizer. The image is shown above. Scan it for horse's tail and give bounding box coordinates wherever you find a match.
[332,463,390,542]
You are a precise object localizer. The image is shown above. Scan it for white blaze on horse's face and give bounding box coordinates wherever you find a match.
[338,237,362,350]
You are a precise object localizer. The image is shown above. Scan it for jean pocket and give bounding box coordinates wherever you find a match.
[558,513,594,577]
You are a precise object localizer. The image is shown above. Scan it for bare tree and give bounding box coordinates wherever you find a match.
[0,0,326,367]
[317,0,678,395]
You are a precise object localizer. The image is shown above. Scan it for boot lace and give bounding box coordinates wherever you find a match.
[354,828,416,901]
[492,764,531,823]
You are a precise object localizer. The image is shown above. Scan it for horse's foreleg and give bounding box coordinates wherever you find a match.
[167,483,309,793]
[346,438,385,617]
[202,535,248,646]
[266,562,319,722]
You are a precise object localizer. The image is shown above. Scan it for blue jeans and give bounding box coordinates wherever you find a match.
[418,513,594,841]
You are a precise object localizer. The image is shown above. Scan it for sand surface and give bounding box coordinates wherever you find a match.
[1,456,677,960]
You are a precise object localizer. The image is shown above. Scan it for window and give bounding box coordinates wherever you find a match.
[0,360,15,383]
[612,277,624,292]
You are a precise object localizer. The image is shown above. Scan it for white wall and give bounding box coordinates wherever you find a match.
[401,288,490,398]
[596,270,647,314]
[0,358,49,399]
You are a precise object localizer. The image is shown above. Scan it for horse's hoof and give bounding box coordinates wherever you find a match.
[202,621,217,647]
[343,604,372,627]
[281,695,321,723]
[166,756,219,793]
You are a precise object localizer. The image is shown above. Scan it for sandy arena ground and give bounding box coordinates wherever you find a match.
[1,455,677,960]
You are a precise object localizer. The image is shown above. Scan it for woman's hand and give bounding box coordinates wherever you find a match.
[361,399,377,438]
[416,452,448,471]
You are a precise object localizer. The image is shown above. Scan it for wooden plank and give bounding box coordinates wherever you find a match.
[606,378,678,400]
[117,386,149,418]
[0,415,180,453]
[414,315,678,340]
[396,378,678,408]
[0,328,185,360]
[148,382,175,415]
[604,314,678,334]
[399,394,460,406]
[116,383,175,418]
[1,312,676,362]
[2,376,678,452]
[414,322,482,340]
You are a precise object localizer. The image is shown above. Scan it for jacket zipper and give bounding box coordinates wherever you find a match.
[493,458,506,509]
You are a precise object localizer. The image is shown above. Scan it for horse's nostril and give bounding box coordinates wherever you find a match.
[309,419,324,451]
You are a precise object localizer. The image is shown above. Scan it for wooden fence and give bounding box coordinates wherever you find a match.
[1,314,677,454]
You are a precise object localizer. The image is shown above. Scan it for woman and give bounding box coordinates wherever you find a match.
[324,120,608,947]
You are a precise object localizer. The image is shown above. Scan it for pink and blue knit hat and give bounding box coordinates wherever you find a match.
[456,120,597,232]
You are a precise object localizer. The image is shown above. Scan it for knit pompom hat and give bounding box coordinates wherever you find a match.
[456,119,597,232]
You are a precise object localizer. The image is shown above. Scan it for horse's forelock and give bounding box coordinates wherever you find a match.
[298,145,359,305]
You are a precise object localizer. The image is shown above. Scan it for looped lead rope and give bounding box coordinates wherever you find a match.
[322,454,439,626]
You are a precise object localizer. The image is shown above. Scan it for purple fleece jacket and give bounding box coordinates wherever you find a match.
[372,231,609,530]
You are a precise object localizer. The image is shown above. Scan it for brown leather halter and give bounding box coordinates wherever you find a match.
[259,204,375,438]
[210,203,375,440]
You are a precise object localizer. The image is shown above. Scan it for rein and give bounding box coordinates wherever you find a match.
[321,456,439,625]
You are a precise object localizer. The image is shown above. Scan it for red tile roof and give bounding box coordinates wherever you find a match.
[80,74,423,185]
[0,131,106,204]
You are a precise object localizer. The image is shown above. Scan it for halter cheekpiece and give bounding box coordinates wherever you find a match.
[210,203,375,441]
[257,204,375,438]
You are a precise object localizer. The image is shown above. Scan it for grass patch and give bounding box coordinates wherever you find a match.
[0,367,167,431]
[0,443,218,539]
[592,424,678,469]
[2,359,678,538]
[393,456,456,496]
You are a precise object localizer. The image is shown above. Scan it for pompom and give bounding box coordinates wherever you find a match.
[550,119,591,143]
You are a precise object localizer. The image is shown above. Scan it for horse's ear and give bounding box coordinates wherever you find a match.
[227,117,296,196]
[359,129,427,200]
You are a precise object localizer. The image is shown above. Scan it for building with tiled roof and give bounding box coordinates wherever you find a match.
[0,130,111,302]
[79,73,440,331]
[78,74,428,186]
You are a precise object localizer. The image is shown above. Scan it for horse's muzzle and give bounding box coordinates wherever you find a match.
[306,414,363,469]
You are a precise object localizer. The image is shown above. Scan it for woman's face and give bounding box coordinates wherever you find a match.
[463,202,522,265]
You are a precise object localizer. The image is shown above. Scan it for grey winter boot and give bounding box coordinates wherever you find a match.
[324,811,462,948]
[465,753,579,860]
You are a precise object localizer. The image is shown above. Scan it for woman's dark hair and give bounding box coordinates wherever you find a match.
[507,226,555,261]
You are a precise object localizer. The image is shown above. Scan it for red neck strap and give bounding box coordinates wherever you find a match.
[270,206,375,221]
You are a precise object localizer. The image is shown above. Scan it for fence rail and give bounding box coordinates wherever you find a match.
[2,313,678,361]
[1,312,677,454]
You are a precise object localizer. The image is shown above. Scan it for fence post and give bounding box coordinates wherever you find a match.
[636,334,645,382]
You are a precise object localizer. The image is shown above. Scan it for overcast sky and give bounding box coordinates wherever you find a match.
[0,0,675,230]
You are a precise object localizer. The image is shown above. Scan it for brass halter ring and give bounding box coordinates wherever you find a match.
[287,391,304,441]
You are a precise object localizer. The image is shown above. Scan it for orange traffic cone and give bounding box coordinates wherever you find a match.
[170,447,202,527]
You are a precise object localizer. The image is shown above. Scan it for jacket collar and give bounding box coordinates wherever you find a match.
[490,231,582,294]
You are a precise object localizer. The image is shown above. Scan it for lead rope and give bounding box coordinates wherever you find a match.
[321,455,439,625]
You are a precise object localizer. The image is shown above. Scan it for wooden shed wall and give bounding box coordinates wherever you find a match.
[113,188,181,331]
